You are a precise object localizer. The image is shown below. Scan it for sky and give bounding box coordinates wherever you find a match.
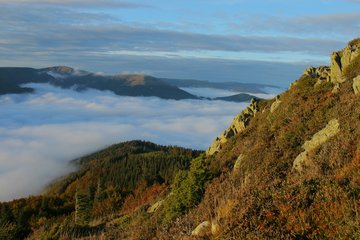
[0,0,359,86]
[0,84,274,201]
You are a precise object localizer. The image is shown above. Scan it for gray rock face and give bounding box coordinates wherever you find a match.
[353,76,360,95]
[293,119,340,172]
[330,40,360,83]
[206,99,259,155]
[303,66,331,82]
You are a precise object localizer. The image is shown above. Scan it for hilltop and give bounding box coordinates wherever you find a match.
[0,39,359,239]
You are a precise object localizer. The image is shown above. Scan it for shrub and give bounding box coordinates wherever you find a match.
[163,155,210,223]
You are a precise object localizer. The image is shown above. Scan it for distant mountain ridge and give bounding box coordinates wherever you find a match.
[0,66,197,100]
[0,66,272,101]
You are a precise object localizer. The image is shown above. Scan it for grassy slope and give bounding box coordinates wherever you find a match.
[160,74,360,239]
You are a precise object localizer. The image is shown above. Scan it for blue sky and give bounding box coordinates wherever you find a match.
[0,0,359,86]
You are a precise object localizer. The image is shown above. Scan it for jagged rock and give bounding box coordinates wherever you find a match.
[270,95,281,113]
[303,66,331,82]
[147,199,164,213]
[303,66,317,78]
[353,75,360,95]
[191,221,211,237]
[206,99,260,155]
[330,39,360,83]
[330,52,343,83]
[293,119,340,172]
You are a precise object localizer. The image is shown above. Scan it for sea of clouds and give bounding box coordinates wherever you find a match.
[0,83,277,201]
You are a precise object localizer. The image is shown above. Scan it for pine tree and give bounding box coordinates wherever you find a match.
[95,178,106,202]
[0,203,13,224]
[75,188,90,226]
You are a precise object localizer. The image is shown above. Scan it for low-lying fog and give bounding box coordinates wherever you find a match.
[0,83,277,201]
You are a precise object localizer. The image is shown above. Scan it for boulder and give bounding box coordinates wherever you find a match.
[353,75,360,95]
[303,119,340,152]
[293,119,340,172]
[191,221,211,237]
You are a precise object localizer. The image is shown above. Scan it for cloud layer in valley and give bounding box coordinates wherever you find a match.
[0,84,259,201]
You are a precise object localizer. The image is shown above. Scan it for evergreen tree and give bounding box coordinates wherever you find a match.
[75,188,90,226]
[95,178,106,202]
[0,203,14,224]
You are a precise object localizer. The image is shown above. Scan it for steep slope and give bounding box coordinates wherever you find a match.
[158,39,360,239]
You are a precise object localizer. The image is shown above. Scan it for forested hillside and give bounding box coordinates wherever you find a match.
[0,141,201,239]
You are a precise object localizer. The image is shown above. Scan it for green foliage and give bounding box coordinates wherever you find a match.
[75,189,90,226]
[0,222,17,240]
[0,203,14,224]
[163,155,210,223]
[51,141,200,196]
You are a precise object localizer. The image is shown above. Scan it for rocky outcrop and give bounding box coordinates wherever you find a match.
[303,66,331,82]
[353,75,360,95]
[206,98,260,155]
[330,39,360,83]
[293,119,340,172]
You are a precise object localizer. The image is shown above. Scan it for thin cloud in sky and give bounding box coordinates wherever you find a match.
[0,0,150,8]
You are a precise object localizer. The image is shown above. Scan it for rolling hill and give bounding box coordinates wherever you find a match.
[0,66,265,101]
